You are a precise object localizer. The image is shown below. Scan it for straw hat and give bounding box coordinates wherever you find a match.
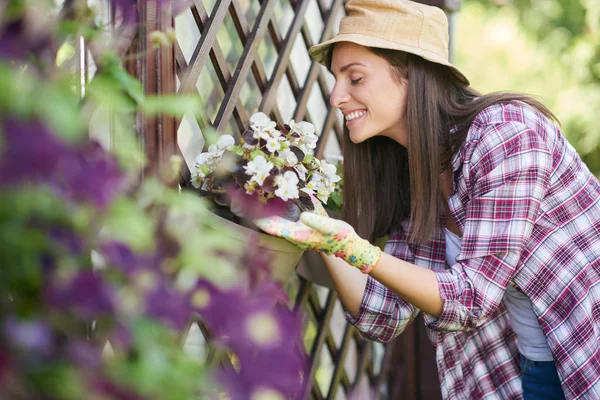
[308,0,469,84]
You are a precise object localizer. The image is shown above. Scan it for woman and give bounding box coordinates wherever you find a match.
[257,1,600,399]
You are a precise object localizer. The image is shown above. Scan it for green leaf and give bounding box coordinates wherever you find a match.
[86,75,137,112]
[250,150,266,160]
[109,67,144,104]
[36,81,86,143]
[100,198,156,251]
[230,145,244,156]
[272,157,284,168]
[140,95,203,118]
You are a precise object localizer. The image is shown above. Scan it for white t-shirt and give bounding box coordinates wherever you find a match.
[444,228,554,361]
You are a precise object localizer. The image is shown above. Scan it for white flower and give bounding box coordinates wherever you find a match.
[193,152,211,168]
[316,185,333,203]
[266,137,282,153]
[299,134,318,155]
[190,171,203,189]
[274,171,299,201]
[306,173,324,191]
[216,134,235,149]
[244,155,273,186]
[289,120,315,137]
[294,164,308,180]
[277,149,298,167]
[250,112,275,130]
[250,112,277,140]
[319,160,341,183]
[244,155,273,175]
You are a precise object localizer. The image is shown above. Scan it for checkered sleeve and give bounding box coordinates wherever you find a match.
[427,121,553,332]
[345,236,420,342]
[345,275,420,342]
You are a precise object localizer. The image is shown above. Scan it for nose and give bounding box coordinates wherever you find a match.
[330,81,349,109]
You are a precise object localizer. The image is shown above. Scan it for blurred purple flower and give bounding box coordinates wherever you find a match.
[191,280,307,397]
[0,12,53,62]
[229,188,288,220]
[4,318,53,357]
[190,280,265,341]
[109,0,140,25]
[46,270,115,319]
[144,284,190,331]
[66,340,102,370]
[0,118,69,186]
[100,241,148,277]
[107,321,133,351]
[48,226,84,254]
[230,305,307,394]
[56,141,124,209]
[100,218,180,278]
[0,118,124,209]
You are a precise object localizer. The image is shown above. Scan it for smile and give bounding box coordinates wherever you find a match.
[345,110,366,124]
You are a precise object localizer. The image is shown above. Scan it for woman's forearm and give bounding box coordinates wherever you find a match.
[319,252,368,318]
[370,252,443,317]
[319,250,443,319]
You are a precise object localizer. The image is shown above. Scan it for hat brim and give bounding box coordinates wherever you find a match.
[309,33,469,85]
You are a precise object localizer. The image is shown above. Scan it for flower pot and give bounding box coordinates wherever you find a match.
[204,210,305,284]
[296,250,335,289]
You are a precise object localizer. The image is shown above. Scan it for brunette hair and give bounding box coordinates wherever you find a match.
[340,48,558,243]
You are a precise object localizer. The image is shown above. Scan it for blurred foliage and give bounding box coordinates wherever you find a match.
[456,0,600,175]
[0,0,307,398]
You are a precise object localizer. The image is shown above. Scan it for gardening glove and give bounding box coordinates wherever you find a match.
[255,209,382,274]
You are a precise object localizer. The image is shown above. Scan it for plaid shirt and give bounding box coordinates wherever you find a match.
[346,102,600,399]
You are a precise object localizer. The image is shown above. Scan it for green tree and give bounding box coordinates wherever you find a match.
[456,0,600,175]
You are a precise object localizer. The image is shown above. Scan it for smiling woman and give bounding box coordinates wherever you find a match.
[254,0,600,399]
[329,43,409,146]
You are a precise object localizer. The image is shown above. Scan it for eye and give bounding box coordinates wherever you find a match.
[350,78,362,86]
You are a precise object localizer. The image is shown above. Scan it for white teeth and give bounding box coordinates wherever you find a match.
[345,111,366,121]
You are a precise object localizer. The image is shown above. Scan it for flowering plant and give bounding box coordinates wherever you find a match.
[191,112,341,220]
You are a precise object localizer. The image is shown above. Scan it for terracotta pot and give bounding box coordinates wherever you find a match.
[204,210,305,283]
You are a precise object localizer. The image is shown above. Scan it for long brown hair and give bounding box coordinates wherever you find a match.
[341,48,558,243]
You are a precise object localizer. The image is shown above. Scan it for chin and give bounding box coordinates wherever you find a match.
[348,130,372,144]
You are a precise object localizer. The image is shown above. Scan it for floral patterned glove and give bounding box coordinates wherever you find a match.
[255,210,382,274]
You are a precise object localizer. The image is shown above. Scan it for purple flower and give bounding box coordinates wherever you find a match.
[189,280,265,340]
[144,283,190,331]
[0,118,124,209]
[66,340,102,370]
[55,141,124,210]
[4,318,54,357]
[0,118,69,186]
[229,188,288,220]
[46,270,115,319]
[190,280,307,397]
[100,241,148,276]
[231,306,307,394]
[109,0,140,25]
[0,12,53,63]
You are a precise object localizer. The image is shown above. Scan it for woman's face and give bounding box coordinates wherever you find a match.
[330,42,408,145]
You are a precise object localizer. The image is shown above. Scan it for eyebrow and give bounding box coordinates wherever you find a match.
[332,62,367,78]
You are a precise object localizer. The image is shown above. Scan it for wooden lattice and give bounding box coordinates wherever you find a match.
[170,0,400,398]
[114,0,455,398]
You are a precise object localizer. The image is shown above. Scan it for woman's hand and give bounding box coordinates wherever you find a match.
[255,211,381,274]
